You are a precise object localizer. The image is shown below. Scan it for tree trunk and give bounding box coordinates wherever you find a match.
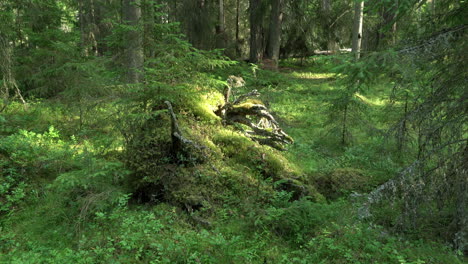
[249,0,263,63]
[79,0,99,56]
[352,0,364,61]
[216,0,227,49]
[322,0,337,52]
[236,0,241,57]
[143,0,156,58]
[219,0,225,33]
[173,0,178,22]
[266,0,283,67]
[123,0,144,83]
[0,33,26,111]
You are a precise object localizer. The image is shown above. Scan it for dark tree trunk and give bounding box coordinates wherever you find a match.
[123,0,144,83]
[0,33,26,110]
[216,0,227,49]
[266,0,283,67]
[218,0,225,33]
[249,0,263,63]
[79,0,99,56]
[235,0,241,57]
[143,0,156,58]
[173,0,178,22]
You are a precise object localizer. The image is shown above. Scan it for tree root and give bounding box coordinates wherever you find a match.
[216,76,293,150]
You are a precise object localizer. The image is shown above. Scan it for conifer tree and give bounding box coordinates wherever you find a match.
[123,0,144,83]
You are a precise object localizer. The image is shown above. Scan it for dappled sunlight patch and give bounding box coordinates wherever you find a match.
[289,72,335,80]
[355,93,387,106]
[190,90,225,121]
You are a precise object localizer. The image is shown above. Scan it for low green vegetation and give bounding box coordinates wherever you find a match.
[0,57,464,263]
[1,0,466,262]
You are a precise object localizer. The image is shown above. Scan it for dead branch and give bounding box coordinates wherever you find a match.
[165,101,221,175]
[232,89,260,105]
[165,101,206,158]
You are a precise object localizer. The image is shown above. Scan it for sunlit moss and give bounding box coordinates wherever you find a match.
[290,72,335,80]
[355,93,387,106]
[189,90,224,121]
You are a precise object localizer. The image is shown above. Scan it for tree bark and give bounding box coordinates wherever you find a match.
[216,0,227,49]
[173,0,178,22]
[352,0,364,61]
[249,0,263,63]
[143,0,155,58]
[235,0,241,57]
[219,0,225,33]
[123,0,144,83]
[79,0,99,56]
[0,33,26,111]
[266,0,283,67]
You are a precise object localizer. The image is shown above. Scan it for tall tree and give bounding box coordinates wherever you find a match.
[79,0,99,56]
[352,0,364,60]
[236,0,241,56]
[123,0,144,83]
[266,0,283,66]
[143,0,156,58]
[218,0,225,33]
[249,0,263,63]
[216,0,227,49]
[181,0,214,49]
[1,33,26,111]
[0,3,26,110]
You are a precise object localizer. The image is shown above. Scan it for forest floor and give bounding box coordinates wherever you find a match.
[0,61,464,263]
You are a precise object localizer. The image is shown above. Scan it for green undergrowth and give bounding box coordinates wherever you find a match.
[0,60,464,263]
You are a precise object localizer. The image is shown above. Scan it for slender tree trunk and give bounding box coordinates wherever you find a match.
[249,0,263,63]
[79,0,88,56]
[398,91,409,152]
[266,0,283,67]
[94,1,113,56]
[216,0,227,49]
[219,0,225,33]
[123,0,144,83]
[342,103,348,145]
[1,33,26,111]
[392,0,398,45]
[352,0,364,60]
[143,0,155,58]
[236,0,241,57]
[79,0,99,56]
[172,0,178,22]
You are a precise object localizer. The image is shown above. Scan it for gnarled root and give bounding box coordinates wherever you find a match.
[216,76,293,150]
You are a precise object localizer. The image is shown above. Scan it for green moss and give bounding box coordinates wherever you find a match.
[189,90,225,121]
[0,61,463,264]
